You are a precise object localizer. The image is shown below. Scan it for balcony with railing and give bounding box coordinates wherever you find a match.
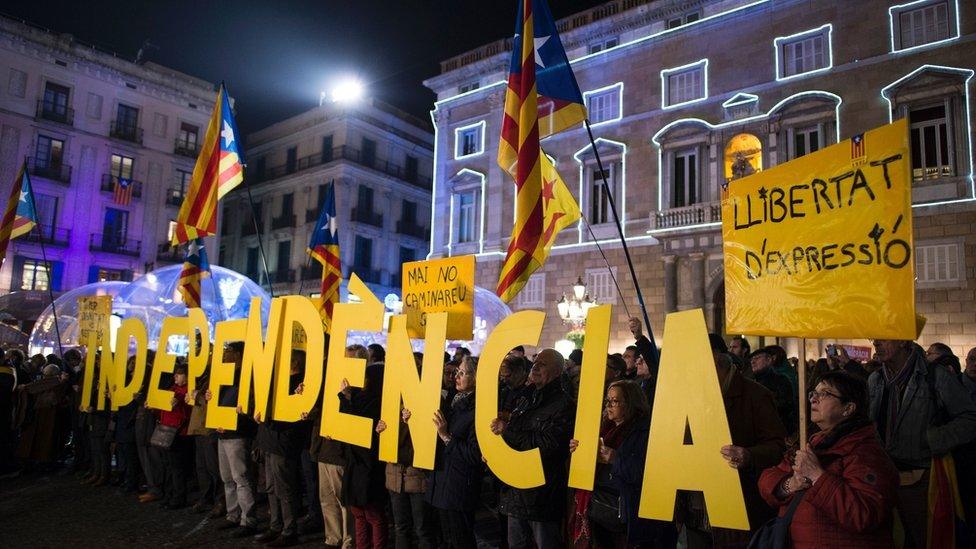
[352,208,383,228]
[649,202,722,231]
[28,157,72,185]
[271,213,297,230]
[174,138,199,158]
[110,120,144,144]
[165,188,184,207]
[89,233,141,257]
[248,145,432,189]
[35,100,74,126]
[22,225,70,247]
[156,243,184,263]
[396,220,427,239]
[100,174,143,198]
[301,263,323,280]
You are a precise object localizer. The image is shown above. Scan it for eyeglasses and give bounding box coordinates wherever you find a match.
[807,390,843,402]
[604,398,623,408]
[455,369,470,378]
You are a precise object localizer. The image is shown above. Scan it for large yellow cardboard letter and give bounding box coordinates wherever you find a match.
[378,313,446,469]
[111,318,149,408]
[80,333,99,412]
[475,310,545,488]
[207,319,247,430]
[239,297,285,420]
[321,275,384,447]
[185,309,211,404]
[638,309,749,530]
[568,305,611,490]
[272,296,324,422]
[146,316,188,410]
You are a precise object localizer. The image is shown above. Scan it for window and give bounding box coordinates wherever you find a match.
[167,220,178,242]
[35,135,64,169]
[587,37,619,54]
[110,153,134,180]
[286,146,297,174]
[178,122,198,149]
[281,193,294,217]
[354,236,373,271]
[586,267,618,304]
[405,155,418,182]
[357,185,374,211]
[21,259,51,291]
[454,122,484,158]
[456,191,477,243]
[776,26,831,79]
[86,92,103,119]
[916,241,963,288]
[399,246,415,265]
[662,61,706,108]
[672,149,698,207]
[909,104,953,180]
[361,138,376,167]
[152,113,168,137]
[585,84,622,125]
[116,104,139,132]
[514,274,545,308]
[33,193,58,235]
[246,247,259,279]
[101,208,129,250]
[175,169,192,194]
[667,11,700,29]
[792,126,821,159]
[458,81,480,94]
[589,167,615,225]
[276,240,291,274]
[42,82,70,118]
[95,268,125,282]
[254,156,266,180]
[7,68,26,98]
[892,0,955,51]
[322,135,333,163]
[402,200,417,225]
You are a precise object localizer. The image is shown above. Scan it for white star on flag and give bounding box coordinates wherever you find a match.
[221,121,235,148]
[533,35,550,67]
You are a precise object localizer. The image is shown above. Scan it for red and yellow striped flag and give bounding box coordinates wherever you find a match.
[0,162,38,265]
[496,0,586,303]
[172,84,244,245]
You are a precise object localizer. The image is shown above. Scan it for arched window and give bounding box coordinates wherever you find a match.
[724,134,762,184]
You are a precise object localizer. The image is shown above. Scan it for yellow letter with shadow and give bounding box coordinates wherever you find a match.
[568,304,611,490]
[272,296,324,422]
[207,319,247,430]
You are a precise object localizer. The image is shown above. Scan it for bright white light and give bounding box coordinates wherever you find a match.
[554,339,575,359]
[331,79,364,104]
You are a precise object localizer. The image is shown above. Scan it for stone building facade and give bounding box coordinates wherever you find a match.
[0,15,220,298]
[424,0,976,355]
[219,98,433,301]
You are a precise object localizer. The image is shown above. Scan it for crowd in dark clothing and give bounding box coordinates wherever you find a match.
[2,329,976,549]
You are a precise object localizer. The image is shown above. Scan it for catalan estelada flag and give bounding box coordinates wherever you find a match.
[113,177,133,206]
[496,0,585,303]
[927,454,970,548]
[307,182,341,332]
[0,162,38,265]
[178,238,211,309]
[172,83,244,245]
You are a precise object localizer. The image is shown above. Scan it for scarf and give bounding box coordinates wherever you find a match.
[879,355,915,443]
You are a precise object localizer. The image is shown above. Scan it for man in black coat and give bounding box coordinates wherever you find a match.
[491,349,575,549]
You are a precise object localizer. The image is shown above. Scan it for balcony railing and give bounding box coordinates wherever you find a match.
[100,174,143,198]
[35,100,74,126]
[22,225,70,247]
[270,269,296,284]
[248,145,432,189]
[649,201,722,231]
[156,243,184,263]
[241,220,264,236]
[89,233,141,257]
[301,263,324,280]
[396,220,427,239]
[271,214,297,230]
[173,138,199,158]
[352,208,383,228]
[110,120,144,144]
[352,267,383,285]
[165,188,184,207]
[28,157,72,184]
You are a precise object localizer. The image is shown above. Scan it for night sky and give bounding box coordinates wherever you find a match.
[4,0,606,135]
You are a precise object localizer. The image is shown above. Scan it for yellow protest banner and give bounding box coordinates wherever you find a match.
[567,305,611,490]
[401,255,475,340]
[722,119,915,339]
[77,296,112,347]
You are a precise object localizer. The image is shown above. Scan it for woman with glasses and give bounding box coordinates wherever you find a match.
[758,370,898,548]
[424,355,483,549]
[570,380,676,548]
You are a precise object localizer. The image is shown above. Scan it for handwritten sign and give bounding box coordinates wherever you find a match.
[77,296,112,347]
[722,119,915,339]
[401,256,475,340]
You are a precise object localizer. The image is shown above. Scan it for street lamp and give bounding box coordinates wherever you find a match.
[556,276,596,328]
[330,78,364,104]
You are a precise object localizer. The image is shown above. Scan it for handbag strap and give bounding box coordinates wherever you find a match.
[781,487,807,524]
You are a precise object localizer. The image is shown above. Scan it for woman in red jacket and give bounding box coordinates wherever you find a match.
[158,362,193,510]
[758,370,898,548]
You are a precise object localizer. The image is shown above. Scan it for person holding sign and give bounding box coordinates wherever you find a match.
[758,371,898,547]
[493,349,575,549]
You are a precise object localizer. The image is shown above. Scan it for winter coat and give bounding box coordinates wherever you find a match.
[425,392,482,512]
[498,380,575,522]
[255,372,311,457]
[758,422,899,548]
[134,396,156,446]
[754,367,797,435]
[340,386,386,506]
[308,405,346,465]
[158,383,191,435]
[611,417,677,546]
[385,420,427,494]
[216,381,257,440]
[114,397,140,444]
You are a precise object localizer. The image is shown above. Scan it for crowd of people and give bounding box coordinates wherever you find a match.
[1,324,975,549]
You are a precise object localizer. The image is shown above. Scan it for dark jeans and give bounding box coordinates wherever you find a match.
[194,434,222,505]
[390,491,436,549]
[437,506,476,549]
[300,449,320,520]
[117,441,140,490]
[162,435,193,505]
[265,452,301,536]
[507,517,562,549]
